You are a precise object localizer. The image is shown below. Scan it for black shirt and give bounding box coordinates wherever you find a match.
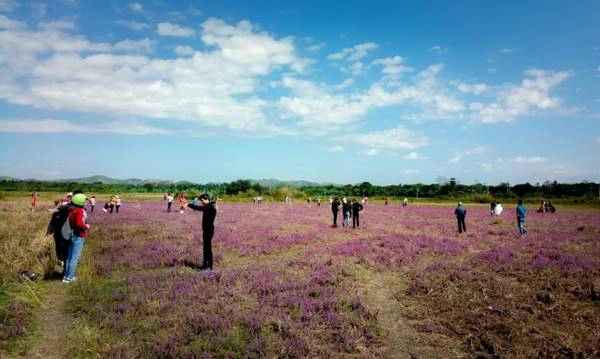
[352,202,363,214]
[188,202,217,230]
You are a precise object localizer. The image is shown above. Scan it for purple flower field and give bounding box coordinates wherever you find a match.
[71,201,600,357]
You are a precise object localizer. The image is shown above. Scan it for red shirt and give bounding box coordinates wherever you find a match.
[68,207,89,238]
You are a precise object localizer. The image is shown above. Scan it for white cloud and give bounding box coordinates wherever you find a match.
[403,152,419,160]
[0,16,306,134]
[336,125,428,152]
[0,118,170,135]
[402,169,419,174]
[327,145,345,152]
[39,20,75,31]
[430,45,447,54]
[464,146,487,156]
[511,156,548,164]
[449,155,462,164]
[456,82,487,95]
[498,48,515,54]
[31,3,47,19]
[117,20,150,31]
[157,22,195,37]
[327,42,378,62]
[174,45,194,56]
[113,38,155,53]
[481,163,492,172]
[0,0,18,12]
[307,43,324,52]
[372,56,413,75]
[473,69,570,123]
[365,148,380,156]
[333,78,354,90]
[0,14,25,29]
[129,3,143,13]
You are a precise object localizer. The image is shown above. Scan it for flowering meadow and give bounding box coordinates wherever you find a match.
[60,200,600,357]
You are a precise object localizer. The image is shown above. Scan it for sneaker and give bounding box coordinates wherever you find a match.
[201,267,213,273]
[102,208,108,212]
[70,276,78,282]
[62,278,71,283]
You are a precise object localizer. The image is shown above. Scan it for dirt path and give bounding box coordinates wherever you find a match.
[22,280,74,359]
[358,270,438,359]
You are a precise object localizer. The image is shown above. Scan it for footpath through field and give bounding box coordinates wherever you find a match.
[21,280,74,359]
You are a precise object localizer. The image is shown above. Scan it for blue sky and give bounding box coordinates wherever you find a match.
[0,0,599,185]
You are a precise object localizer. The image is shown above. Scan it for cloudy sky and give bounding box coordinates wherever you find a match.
[0,0,599,184]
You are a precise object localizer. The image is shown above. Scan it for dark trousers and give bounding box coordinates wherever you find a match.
[90,205,94,213]
[202,229,214,268]
[54,233,69,263]
[353,213,359,228]
[332,210,338,226]
[167,202,172,212]
[116,205,120,214]
[457,217,466,233]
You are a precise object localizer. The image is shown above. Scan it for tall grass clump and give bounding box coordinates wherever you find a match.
[0,197,55,353]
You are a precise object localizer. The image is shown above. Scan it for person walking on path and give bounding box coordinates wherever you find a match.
[187,194,217,271]
[63,193,90,283]
[115,196,122,214]
[342,198,351,228]
[352,199,363,228]
[454,202,467,233]
[331,197,341,227]
[516,199,527,235]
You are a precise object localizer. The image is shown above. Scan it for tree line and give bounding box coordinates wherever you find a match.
[1,179,598,202]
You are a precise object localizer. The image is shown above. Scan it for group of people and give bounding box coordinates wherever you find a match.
[455,199,529,235]
[330,197,363,228]
[102,195,122,214]
[537,200,556,213]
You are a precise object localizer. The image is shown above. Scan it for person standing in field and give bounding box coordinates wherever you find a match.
[63,193,90,283]
[490,201,497,216]
[342,197,351,228]
[31,192,38,213]
[331,197,341,227]
[352,199,363,228]
[187,194,217,272]
[166,193,173,212]
[115,196,122,214]
[516,199,527,235]
[454,202,467,233]
[317,197,321,207]
[89,195,96,213]
[403,197,408,206]
[178,192,187,213]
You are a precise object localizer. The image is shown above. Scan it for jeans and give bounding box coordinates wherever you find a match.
[167,202,172,212]
[343,212,350,227]
[64,235,85,280]
[457,217,466,233]
[518,218,526,235]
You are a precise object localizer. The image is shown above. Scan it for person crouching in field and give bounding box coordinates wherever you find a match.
[187,194,217,272]
[63,193,90,283]
[455,202,467,233]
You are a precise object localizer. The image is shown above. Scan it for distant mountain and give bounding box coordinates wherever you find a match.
[250,178,337,189]
[0,175,337,187]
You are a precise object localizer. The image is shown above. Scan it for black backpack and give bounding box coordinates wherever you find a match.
[46,204,72,241]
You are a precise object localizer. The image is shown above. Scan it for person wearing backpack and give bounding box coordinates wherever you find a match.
[47,201,73,273]
[63,193,90,283]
